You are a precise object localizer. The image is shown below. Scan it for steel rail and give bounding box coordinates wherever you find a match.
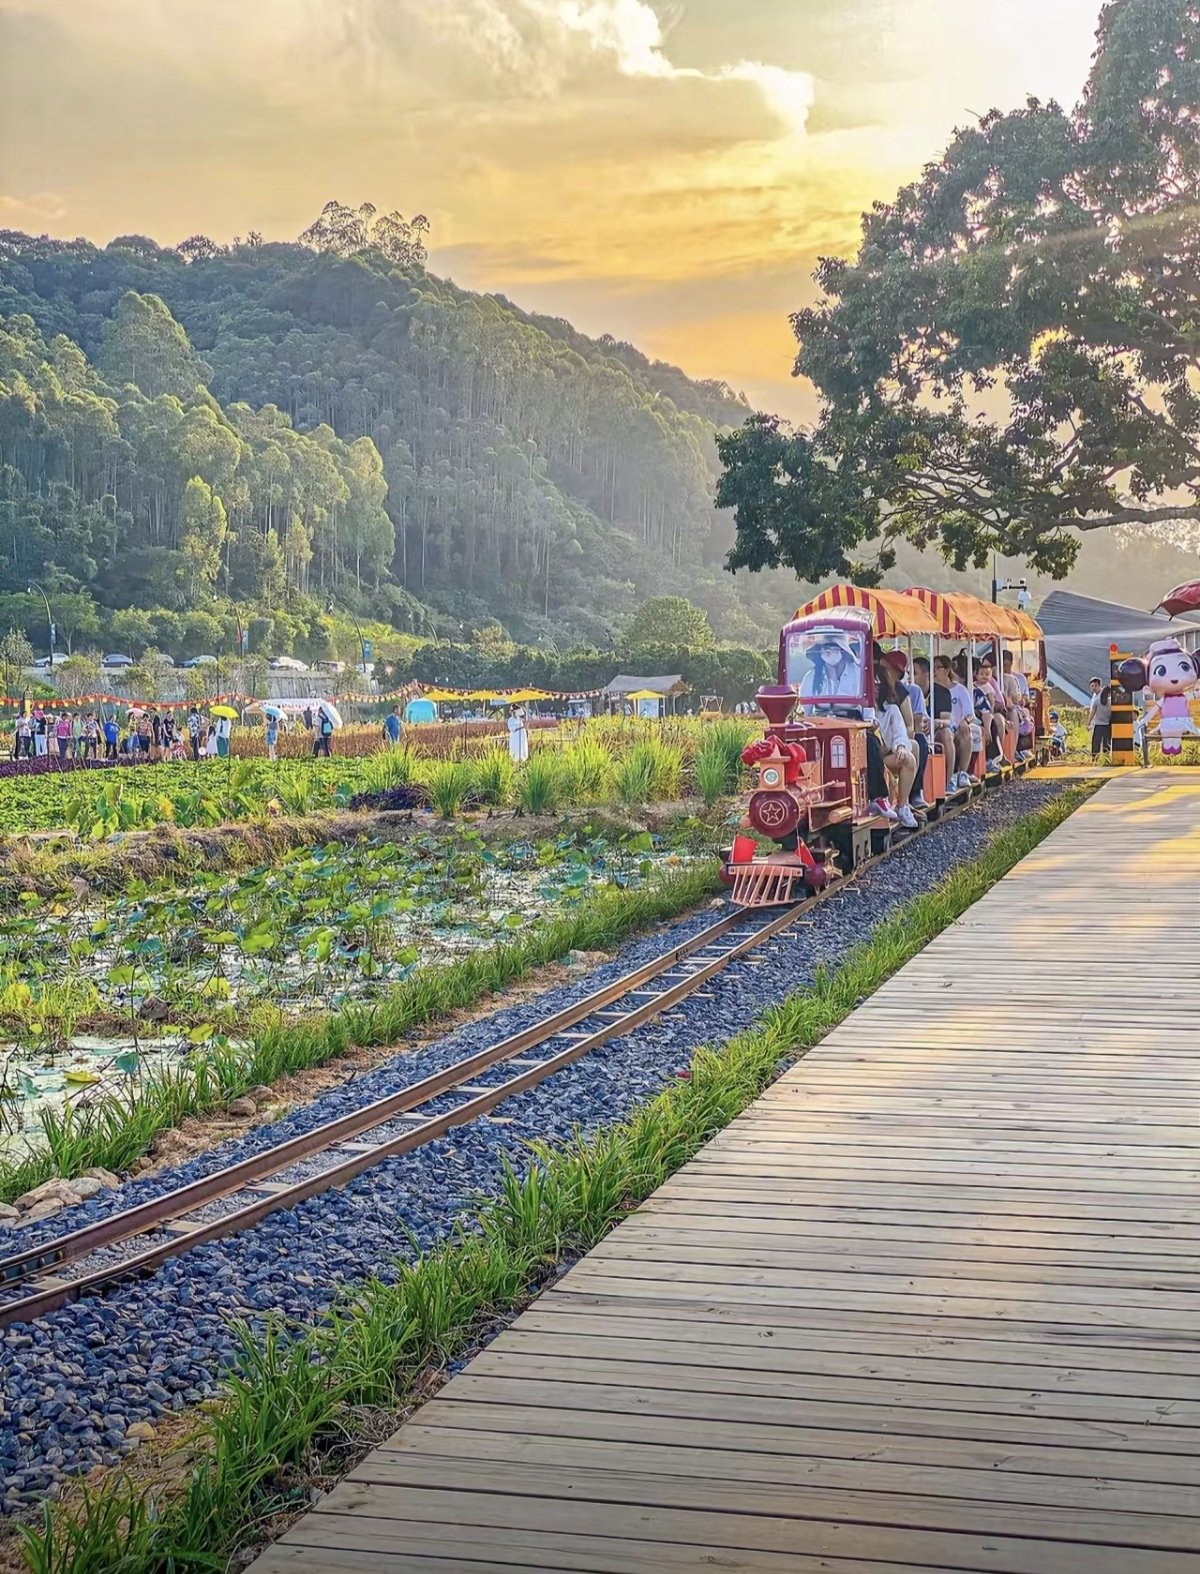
[0,772,1006,1329]
[1,908,760,1291]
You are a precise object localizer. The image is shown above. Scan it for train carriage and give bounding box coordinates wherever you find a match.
[723,587,1048,909]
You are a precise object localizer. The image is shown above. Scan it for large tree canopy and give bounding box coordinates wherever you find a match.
[718,0,1200,586]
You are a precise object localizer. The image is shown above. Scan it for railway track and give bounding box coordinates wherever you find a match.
[0,777,1009,1330]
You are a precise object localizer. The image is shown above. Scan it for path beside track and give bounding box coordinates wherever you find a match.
[252,771,1200,1574]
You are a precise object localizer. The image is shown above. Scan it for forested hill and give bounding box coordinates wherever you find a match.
[0,210,800,655]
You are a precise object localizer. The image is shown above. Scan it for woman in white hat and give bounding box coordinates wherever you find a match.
[799,630,863,701]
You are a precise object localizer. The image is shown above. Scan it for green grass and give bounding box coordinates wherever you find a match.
[18,783,1092,1574]
[422,759,476,818]
[0,863,722,1205]
[516,751,563,815]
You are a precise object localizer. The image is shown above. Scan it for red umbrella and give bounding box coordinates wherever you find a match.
[1155,580,1200,617]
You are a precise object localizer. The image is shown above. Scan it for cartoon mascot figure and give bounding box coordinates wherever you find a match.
[1118,640,1200,757]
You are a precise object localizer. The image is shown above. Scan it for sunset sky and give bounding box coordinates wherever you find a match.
[1,0,1106,417]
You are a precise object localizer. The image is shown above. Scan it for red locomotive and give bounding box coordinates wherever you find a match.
[723,610,886,907]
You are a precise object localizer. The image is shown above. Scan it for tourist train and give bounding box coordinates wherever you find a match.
[723,586,1047,908]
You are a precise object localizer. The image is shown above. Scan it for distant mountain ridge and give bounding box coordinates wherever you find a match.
[0,217,793,649]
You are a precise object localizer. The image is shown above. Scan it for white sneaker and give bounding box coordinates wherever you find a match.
[951,773,967,790]
[870,796,897,821]
[896,804,919,831]
[987,757,1004,773]
[910,793,929,810]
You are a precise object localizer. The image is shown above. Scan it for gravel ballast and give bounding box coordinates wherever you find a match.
[0,780,1073,1512]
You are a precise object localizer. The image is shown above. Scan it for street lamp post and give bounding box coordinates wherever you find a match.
[326,597,368,671]
[990,557,1029,607]
[27,584,54,662]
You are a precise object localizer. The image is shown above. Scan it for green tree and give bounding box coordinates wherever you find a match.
[719,0,1200,585]
[177,476,228,608]
[97,292,212,401]
[0,628,33,697]
[55,651,101,699]
[622,596,715,656]
[124,660,163,702]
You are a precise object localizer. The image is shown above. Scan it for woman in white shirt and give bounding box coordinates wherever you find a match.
[876,664,918,829]
[506,706,529,763]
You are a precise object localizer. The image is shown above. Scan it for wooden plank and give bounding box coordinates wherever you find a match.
[630,1206,1200,1253]
[555,1268,1200,1331]
[272,1515,934,1573]
[421,1398,1200,1485]
[462,1350,1200,1435]
[329,1464,1200,1561]
[382,1424,1200,1521]
[543,1288,1200,1352]
[512,1307,1200,1383]
[587,1236,1200,1291]
[479,1327,1200,1401]
[438,1370,1200,1456]
[577,1242,1200,1303]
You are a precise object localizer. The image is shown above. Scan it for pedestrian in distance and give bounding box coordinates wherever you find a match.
[383,704,403,746]
[53,711,71,759]
[265,711,279,761]
[214,713,232,759]
[32,707,47,757]
[312,707,333,758]
[187,706,202,761]
[102,713,118,760]
[506,705,529,763]
[1087,676,1113,759]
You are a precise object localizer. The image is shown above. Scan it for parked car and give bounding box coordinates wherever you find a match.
[101,653,134,668]
[268,655,309,671]
[181,654,218,668]
[31,653,71,668]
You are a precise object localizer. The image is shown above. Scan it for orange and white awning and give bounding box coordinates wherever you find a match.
[795,585,940,638]
[904,588,1013,639]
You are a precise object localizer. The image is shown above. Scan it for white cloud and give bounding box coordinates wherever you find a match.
[530,0,815,136]
[0,191,69,226]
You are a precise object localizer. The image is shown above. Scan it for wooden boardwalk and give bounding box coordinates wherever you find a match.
[253,773,1200,1574]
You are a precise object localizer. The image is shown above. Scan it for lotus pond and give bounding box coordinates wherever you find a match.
[0,825,701,1153]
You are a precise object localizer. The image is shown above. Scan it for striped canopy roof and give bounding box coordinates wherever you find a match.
[904,587,1043,640]
[795,585,941,637]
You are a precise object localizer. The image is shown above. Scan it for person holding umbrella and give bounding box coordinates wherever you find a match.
[312,701,339,758]
[211,704,237,759]
[260,703,286,761]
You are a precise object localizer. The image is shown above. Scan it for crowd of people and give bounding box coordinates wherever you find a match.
[8,705,235,762]
[867,643,1038,827]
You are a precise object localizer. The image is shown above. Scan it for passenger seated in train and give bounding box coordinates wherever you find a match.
[1001,652,1035,762]
[912,655,956,789]
[973,656,1011,770]
[875,660,919,830]
[953,654,1004,772]
[880,650,930,812]
[934,655,978,789]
